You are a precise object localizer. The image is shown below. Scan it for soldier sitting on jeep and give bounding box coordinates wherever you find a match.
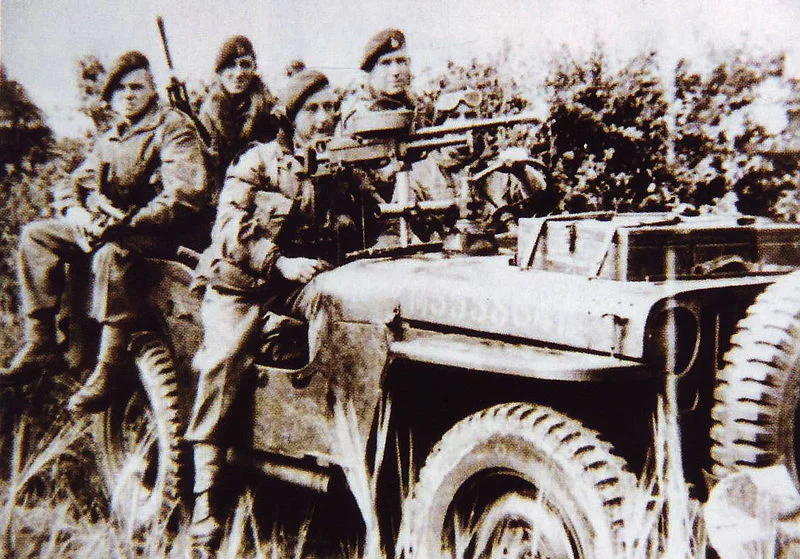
[184,69,360,557]
[0,51,210,414]
[407,89,547,237]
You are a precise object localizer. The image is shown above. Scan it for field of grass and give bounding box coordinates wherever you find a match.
[0,364,723,559]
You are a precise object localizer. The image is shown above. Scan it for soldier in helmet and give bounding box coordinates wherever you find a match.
[408,89,547,236]
[185,69,359,558]
[0,51,209,413]
[198,35,280,190]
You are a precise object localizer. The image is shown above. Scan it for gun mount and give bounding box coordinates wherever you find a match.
[299,110,541,252]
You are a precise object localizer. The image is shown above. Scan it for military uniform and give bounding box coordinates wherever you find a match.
[20,102,209,326]
[186,138,357,443]
[198,76,278,183]
[408,149,546,233]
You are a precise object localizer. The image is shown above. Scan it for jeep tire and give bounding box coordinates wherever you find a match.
[93,332,185,527]
[711,270,800,486]
[404,403,635,559]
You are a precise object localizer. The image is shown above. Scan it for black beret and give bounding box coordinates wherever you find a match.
[280,69,329,122]
[215,35,256,73]
[360,28,406,72]
[101,51,150,101]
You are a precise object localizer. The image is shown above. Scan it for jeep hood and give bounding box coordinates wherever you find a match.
[307,254,773,359]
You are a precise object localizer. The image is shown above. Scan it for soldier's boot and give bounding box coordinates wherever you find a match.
[0,310,61,385]
[188,443,225,559]
[67,323,127,415]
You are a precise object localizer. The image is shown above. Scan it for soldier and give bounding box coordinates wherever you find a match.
[185,69,355,557]
[198,35,279,187]
[339,28,414,137]
[408,89,546,235]
[336,28,416,244]
[0,51,209,414]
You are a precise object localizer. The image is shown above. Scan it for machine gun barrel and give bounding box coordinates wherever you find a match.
[376,198,458,218]
[409,112,540,140]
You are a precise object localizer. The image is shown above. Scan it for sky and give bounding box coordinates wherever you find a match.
[3,0,800,137]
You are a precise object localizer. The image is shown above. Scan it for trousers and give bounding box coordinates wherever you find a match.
[185,275,326,444]
[18,218,165,324]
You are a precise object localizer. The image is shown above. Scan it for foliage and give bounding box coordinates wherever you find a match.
[540,48,671,212]
[76,56,114,133]
[0,66,53,175]
[670,51,793,216]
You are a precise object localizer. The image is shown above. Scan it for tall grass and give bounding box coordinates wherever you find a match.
[332,396,392,559]
[623,394,707,559]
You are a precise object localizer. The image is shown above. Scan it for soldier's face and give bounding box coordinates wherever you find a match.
[219,55,257,96]
[441,102,479,160]
[369,48,411,98]
[293,87,338,145]
[110,69,157,120]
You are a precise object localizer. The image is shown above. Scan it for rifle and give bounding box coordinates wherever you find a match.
[156,16,212,146]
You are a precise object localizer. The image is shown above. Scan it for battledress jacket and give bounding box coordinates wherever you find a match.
[409,150,546,232]
[198,77,279,180]
[53,103,209,232]
[196,140,359,294]
[30,103,208,325]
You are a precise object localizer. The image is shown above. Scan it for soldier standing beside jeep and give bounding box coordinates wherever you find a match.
[198,35,280,191]
[0,51,209,413]
[185,69,356,558]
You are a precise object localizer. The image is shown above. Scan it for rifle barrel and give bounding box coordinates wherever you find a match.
[410,112,540,140]
[156,17,175,71]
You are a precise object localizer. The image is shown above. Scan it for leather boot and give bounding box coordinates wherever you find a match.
[188,443,225,559]
[0,311,60,385]
[67,323,127,414]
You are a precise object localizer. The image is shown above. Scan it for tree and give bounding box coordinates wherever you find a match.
[0,65,53,174]
[76,55,114,133]
[539,48,672,212]
[670,51,790,216]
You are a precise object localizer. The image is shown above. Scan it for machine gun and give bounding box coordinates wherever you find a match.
[303,109,540,251]
[313,110,539,170]
[156,16,211,146]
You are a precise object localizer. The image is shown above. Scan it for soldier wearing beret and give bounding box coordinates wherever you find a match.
[198,35,279,191]
[338,28,414,134]
[0,51,209,413]
[408,89,547,236]
[185,69,358,557]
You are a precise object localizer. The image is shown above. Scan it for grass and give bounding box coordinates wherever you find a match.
[0,388,718,559]
[0,366,745,559]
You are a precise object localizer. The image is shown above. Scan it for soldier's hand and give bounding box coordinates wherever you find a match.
[275,256,332,283]
[65,207,104,240]
[498,146,532,165]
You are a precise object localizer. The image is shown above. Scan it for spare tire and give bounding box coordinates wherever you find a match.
[710,270,800,487]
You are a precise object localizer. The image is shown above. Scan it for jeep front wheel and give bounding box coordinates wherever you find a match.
[711,270,800,485]
[404,403,635,559]
[92,333,185,527]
